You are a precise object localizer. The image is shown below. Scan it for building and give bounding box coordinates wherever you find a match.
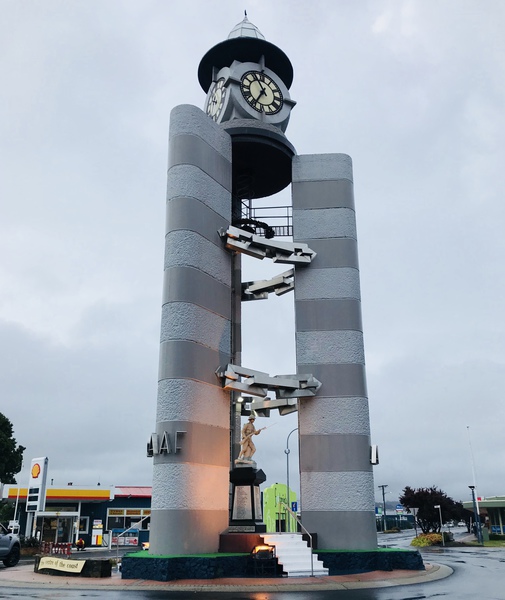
[3,485,151,547]
[463,496,505,534]
[262,483,298,533]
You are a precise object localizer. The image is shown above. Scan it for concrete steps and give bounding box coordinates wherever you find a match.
[262,533,328,577]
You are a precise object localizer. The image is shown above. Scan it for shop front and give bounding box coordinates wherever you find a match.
[35,511,79,544]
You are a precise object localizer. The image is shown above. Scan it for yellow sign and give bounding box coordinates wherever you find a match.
[38,557,85,573]
[126,509,141,516]
[108,509,125,516]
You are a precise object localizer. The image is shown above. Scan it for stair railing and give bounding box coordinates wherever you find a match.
[278,500,314,577]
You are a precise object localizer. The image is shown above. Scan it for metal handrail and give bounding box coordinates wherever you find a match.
[278,501,314,577]
[114,514,150,569]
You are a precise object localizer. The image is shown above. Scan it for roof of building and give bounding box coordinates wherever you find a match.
[463,496,505,510]
[3,485,153,502]
[4,486,113,502]
[114,486,152,498]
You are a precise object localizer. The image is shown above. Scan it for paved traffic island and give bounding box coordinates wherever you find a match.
[0,561,452,592]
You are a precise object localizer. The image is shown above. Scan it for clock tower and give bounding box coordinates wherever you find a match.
[148,14,378,557]
[200,14,295,130]
[199,13,297,202]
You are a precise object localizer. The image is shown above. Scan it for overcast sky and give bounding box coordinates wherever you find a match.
[1,1,504,509]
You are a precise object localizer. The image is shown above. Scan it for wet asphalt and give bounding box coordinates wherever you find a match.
[1,528,503,599]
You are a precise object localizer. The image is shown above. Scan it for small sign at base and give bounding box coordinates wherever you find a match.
[38,557,85,573]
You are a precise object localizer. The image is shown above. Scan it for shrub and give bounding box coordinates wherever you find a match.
[411,533,442,547]
[383,527,401,534]
[490,534,505,541]
[19,536,40,548]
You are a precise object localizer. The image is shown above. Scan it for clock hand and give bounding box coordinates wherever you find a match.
[253,72,268,98]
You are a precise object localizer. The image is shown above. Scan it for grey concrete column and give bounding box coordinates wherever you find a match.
[230,252,243,462]
[292,154,377,550]
[149,105,233,555]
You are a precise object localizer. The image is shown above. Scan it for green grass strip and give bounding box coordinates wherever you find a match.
[125,548,418,559]
[316,548,417,553]
[124,551,249,559]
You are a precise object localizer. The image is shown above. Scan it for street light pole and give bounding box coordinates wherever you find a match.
[434,504,444,546]
[467,427,483,544]
[285,428,298,533]
[378,484,388,532]
[411,507,419,538]
[469,485,483,544]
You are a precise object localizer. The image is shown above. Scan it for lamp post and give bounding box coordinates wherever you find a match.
[469,485,483,544]
[378,484,388,532]
[411,507,419,538]
[434,504,444,546]
[285,428,298,533]
[467,427,483,544]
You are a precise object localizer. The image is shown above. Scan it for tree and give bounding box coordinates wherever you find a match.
[0,412,25,485]
[400,486,465,534]
[0,501,14,523]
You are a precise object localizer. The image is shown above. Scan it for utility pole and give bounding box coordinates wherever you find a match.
[378,484,388,532]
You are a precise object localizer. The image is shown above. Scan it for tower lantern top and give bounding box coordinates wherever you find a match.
[227,13,265,40]
[198,15,293,92]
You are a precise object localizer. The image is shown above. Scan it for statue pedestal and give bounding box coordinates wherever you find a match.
[228,465,266,533]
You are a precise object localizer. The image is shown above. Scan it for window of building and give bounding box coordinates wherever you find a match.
[79,517,89,534]
[107,516,125,530]
[106,509,150,531]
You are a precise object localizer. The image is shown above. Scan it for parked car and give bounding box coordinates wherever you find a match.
[0,523,21,567]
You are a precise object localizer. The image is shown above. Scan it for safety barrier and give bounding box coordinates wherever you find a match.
[41,542,72,556]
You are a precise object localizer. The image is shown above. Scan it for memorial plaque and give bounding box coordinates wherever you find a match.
[232,485,252,520]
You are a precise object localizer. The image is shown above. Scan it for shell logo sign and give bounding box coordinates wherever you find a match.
[26,457,49,513]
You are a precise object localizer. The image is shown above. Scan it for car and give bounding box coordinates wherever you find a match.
[0,523,21,567]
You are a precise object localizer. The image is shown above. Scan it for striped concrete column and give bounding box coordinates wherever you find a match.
[149,105,233,555]
[292,154,377,550]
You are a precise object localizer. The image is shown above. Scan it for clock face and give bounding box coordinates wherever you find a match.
[240,71,284,115]
[206,78,226,121]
